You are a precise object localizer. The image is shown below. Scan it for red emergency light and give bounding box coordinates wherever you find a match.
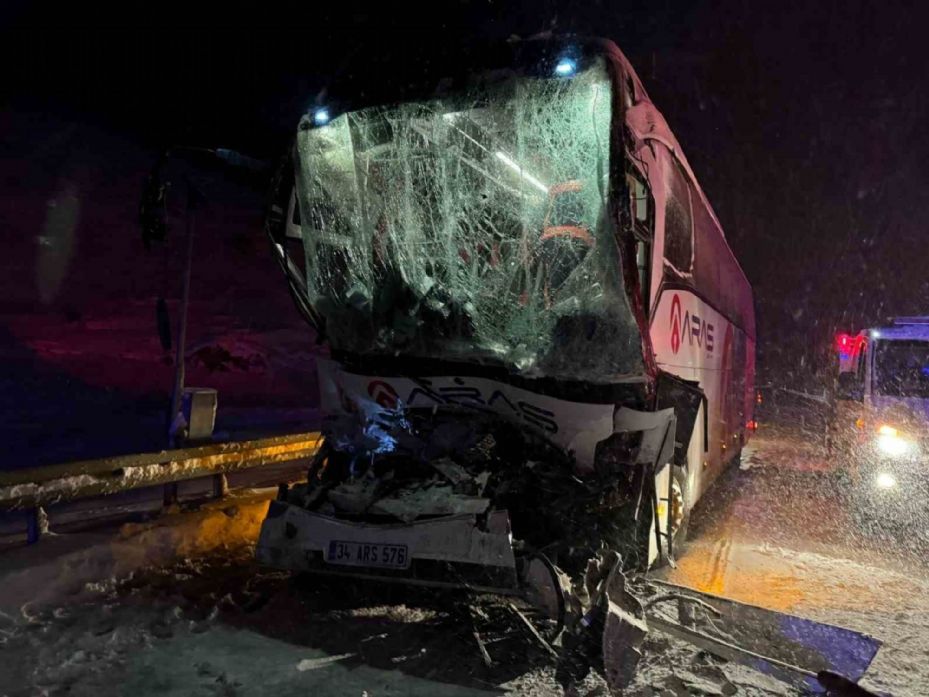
[835,332,865,357]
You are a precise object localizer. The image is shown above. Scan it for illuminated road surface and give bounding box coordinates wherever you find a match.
[666,426,929,696]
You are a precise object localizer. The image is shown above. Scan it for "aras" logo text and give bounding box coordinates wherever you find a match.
[670,293,715,355]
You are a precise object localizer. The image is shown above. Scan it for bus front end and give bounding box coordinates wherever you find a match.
[257,39,690,604]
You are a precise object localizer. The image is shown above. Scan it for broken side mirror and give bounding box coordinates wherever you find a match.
[836,372,863,401]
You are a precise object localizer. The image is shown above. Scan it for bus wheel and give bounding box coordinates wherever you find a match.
[660,466,690,564]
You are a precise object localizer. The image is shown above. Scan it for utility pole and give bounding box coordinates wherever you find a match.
[164,181,199,506]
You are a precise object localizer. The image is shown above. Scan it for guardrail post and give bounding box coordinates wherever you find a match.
[26,507,47,544]
[212,473,228,499]
[163,482,179,507]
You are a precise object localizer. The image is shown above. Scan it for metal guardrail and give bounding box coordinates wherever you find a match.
[0,431,323,512]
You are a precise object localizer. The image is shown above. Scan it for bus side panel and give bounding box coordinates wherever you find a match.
[650,288,748,503]
[744,335,757,439]
[625,91,755,507]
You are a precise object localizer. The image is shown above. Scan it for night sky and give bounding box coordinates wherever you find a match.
[1,1,928,464]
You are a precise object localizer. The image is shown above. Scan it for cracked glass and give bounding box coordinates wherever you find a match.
[294,57,644,383]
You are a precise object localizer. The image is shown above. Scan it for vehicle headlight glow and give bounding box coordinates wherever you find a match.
[876,472,897,489]
[875,424,914,457]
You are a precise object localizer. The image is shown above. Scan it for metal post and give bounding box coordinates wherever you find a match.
[25,506,47,544]
[164,182,198,507]
[26,507,40,544]
[666,463,675,560]
[212,473,228,499]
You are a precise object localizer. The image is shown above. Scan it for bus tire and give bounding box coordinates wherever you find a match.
[659,465,690,564]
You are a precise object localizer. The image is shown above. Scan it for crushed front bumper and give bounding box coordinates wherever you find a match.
[256,500,520,593]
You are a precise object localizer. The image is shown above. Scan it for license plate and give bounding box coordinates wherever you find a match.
[325,540,410,570]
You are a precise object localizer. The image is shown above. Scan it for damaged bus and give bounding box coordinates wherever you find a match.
[135,36,892,694]
[258,36,755,596]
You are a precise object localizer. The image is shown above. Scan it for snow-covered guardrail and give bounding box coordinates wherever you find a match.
[0,432,323,513]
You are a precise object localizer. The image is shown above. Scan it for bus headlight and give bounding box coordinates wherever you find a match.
[875,424,915,457]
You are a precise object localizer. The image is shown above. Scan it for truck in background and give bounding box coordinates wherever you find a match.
[830,317,929,521]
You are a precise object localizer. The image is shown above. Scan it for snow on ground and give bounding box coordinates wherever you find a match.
[670,536,929,696]
[2,594,491,697]
[4,417,929,695]
[0,549,531,697]
[0,491,788,697]
[0,547,793,697]
[667,419,929,697]
[0,490,275,616]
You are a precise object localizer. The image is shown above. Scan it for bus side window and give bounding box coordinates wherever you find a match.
[624,74,636,108]
[627,170,654,310]
[664,163,694,276]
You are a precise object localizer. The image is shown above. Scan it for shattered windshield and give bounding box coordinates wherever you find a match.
[294,57,644,382]
[874,340,929,398]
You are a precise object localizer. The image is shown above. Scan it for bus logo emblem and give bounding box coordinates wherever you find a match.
[670,294,683,354]
[367,380,399,409]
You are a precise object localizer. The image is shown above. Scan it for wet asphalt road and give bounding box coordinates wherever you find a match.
[671,424,929,600]
[665,423,929,696]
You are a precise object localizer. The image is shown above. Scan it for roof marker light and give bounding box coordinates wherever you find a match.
[554,58,577,77]
[313,108,331,126]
